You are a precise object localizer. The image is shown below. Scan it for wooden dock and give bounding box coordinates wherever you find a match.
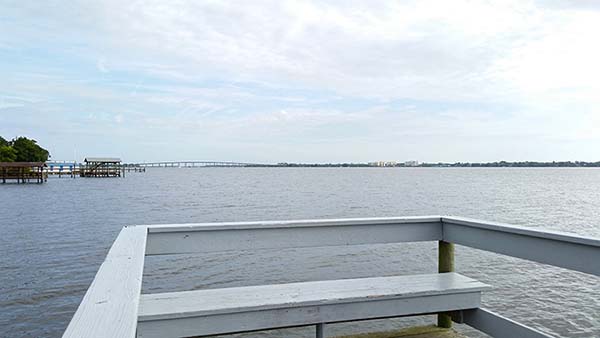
[80,157,123,177]
[63,216,600,338]
[0,162,47,183]
[44,161,145,177]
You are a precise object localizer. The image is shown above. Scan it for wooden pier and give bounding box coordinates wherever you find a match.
[123,166,146,173]
[45,161,80,177]
[63,216,600,338]
[45,161,145,177]
[0,162,47,183]
[80,158,123,177]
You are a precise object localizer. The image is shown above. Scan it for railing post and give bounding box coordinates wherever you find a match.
[437,240,455,328]
[316,323,325,338]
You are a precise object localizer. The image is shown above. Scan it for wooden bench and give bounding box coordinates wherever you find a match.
[137,272,490,338]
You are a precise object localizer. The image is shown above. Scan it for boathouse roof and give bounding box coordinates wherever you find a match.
[0,162,46,167]
[84,157,121,163]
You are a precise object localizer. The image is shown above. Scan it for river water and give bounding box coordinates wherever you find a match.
[1,168,599,337]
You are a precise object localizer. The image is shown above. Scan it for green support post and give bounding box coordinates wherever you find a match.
[437,240,455,328]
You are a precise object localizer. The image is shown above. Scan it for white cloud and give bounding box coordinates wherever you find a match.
[68,0,591,105]
[96,58,109,73]
[2,0,600,161]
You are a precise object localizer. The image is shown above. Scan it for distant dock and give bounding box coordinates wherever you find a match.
[0,162,47,183]
[44,159,145,178]
[80,157,123,177]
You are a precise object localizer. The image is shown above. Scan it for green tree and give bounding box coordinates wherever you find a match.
[0,136,8,147]
[0,145,17,162]
[10,137,50,162]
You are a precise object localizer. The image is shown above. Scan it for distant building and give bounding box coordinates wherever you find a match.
[404,160,419,167]
[369,161,397,167]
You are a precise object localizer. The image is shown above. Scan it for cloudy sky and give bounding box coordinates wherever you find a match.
[1,1,600,163]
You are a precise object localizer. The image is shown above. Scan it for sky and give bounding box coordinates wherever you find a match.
[1,0,600,163]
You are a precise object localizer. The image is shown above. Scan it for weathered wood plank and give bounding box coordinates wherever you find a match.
[63,225,147,338]
[442,216,600,276]
[139,273,488,320]
[145,217,443,255]
[137,273,489,338]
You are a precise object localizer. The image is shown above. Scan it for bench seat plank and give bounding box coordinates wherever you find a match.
[137,273,489,338]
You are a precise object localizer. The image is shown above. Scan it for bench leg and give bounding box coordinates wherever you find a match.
[316,323,325,338]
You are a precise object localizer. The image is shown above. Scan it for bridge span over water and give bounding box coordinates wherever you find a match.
[129,161,273,168]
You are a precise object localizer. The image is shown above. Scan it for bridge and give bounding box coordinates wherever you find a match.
[128,161,273,168]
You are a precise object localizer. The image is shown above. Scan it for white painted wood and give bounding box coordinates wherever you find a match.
[137,273,489,338]
[146,216,443,232]
[460,308,553,338]
[442,217,600,276]
[63,225,147,338]
[63,216,600,337]
[443,216,600,247]
[145,217,442,255]
[138,292,481,338]
[139,272,488,320]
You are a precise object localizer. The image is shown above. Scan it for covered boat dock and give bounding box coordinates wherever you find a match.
[0,162,47,183]
[81,157,123,177]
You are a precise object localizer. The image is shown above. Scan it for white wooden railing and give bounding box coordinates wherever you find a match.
[63,216,600,338]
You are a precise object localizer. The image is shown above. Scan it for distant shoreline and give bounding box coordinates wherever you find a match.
[117,161,600,168]
[267,161,600,168]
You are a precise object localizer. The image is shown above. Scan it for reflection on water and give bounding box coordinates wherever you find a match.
[1,168,599,337]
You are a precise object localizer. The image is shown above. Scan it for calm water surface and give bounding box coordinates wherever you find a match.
[1,168,599,337]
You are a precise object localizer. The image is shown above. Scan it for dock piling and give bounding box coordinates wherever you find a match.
[438,240,455,328]
[316,323,325,338]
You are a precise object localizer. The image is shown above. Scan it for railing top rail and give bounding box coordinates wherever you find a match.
[144,216,443,256]
[143,215,600,247]
[143,216,600,276]
[145,216,442,233]
[62,225,147,338]
[443,216,600,247]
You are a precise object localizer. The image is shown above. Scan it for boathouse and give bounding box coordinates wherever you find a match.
[0,162,46,183]
[81,157,123,177]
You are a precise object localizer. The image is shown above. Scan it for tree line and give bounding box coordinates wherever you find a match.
[0,136,50,162]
